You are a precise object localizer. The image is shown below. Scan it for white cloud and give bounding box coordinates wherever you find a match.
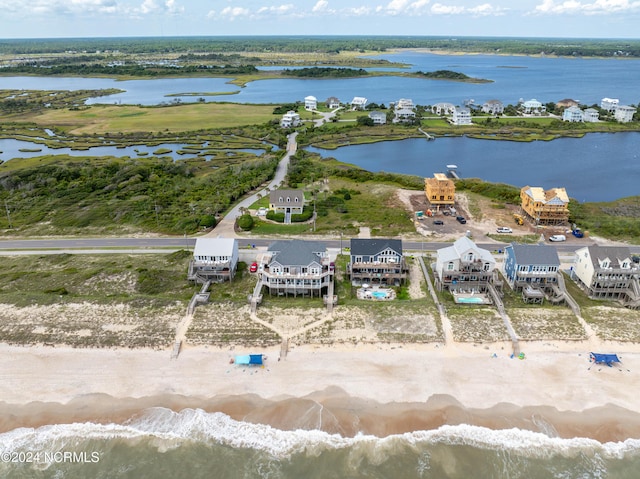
[430,2,507,15]
[431,3,465,14]
[0,0,184,17]
[218,6,251,18]
[384,0,432,14]
[534,0,640,14]
[312,0,329,12]
[140,0,182,14]
[256,4,295,15]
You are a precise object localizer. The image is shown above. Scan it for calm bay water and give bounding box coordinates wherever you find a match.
[307,133,640,202]
[2,408,640,479]
[1,53,639,106]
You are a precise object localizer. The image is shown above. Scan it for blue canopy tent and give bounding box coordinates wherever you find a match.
[590,352,621,367]
[234,354,264,366]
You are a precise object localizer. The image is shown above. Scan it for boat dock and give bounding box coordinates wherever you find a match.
[418,128,435,141]
[446,164,460,179]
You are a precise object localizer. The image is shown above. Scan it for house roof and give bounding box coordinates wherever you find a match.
[193,238,236,257]
[546,188,569,204]
[508,243,560,266]
[437,236,495,264]
[269,189,304,206]
[585,245,633,269]
[350,238,403,256]
[326,96,340,103]
[522,186,569,204]
[268,240,327,266]
[305,95,317,101]
[484,99,503,105]
[369,111,386,118]
[556,98,579,106]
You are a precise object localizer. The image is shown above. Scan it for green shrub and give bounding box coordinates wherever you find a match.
[266,211,285,222]
[237,214,254,230]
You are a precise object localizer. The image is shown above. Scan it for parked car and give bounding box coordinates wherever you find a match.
[249,262,258,272]
[496,227,513,233]
[456,216,467,224]
[548,235,566,242]
[433,220,444,225]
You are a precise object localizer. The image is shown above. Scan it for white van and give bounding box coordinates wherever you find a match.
[496,227,513,233]
[549,234,566,242]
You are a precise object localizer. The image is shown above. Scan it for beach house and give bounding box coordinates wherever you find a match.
[452,107,472,125]
[520,186,570,226]
[395,98,415,110]
[522,99,546,115]
[583,108,600,122]
[188,237,239,283]
[562,106,584,122]
[481,99,504,115]
[260,240,333,297]
[571,246,640,308]
[503,243,561,303]
[434,236,496,293]
[304,95,318,111]
[348,239,409,286]
[351,96,368,110]
[326,97,341,109]
[368,111,387,125]
[424,173,455,207]
[269,189,304,224]
[600,97,619,112]
[280,111,301,128]
[556,99,580,109]
[614,105,636,123]
[432,102,455,115]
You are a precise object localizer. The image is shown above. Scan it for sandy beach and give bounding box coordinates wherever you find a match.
[2,341,639,442]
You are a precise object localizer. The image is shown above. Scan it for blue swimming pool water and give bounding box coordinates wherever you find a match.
[372,291,388,299]
[457,297,484,304]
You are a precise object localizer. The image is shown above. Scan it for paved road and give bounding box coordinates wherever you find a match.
[207,131,298,238]
[1,236,636,256]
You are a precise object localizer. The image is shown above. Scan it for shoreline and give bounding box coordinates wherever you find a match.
[3,342,639,441]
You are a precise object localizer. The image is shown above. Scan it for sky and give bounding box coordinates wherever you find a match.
[0,0,639,39]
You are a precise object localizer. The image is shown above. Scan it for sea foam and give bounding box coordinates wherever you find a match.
[1,407,639,461]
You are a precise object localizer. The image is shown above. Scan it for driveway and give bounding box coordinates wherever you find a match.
[207,132,298,238]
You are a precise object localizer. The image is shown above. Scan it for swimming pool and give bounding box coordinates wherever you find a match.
[372,291,389,299]
[457,296,485,304]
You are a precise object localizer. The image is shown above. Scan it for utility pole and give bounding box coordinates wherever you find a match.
[4,200,12,229]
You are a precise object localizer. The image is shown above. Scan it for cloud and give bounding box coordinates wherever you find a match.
[0,0,184,16]
[384,0,432,14]
[140,0,183,14]
[533,0,640,14]
[256,4,295,15]
[430,2,507,15]
[209,3,296,20]
[312,0,329,12]
[215,6,251,19]
[430,3,465,14]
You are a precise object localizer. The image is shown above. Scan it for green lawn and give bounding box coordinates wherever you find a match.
[26,102,279,134]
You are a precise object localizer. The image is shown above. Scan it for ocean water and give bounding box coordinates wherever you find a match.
[2,408,640,479]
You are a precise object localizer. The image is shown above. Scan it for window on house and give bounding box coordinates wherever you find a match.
[447,263,454,271]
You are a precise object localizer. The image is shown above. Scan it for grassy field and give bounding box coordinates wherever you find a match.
[21,103,279,134]
[0,251,194,306]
